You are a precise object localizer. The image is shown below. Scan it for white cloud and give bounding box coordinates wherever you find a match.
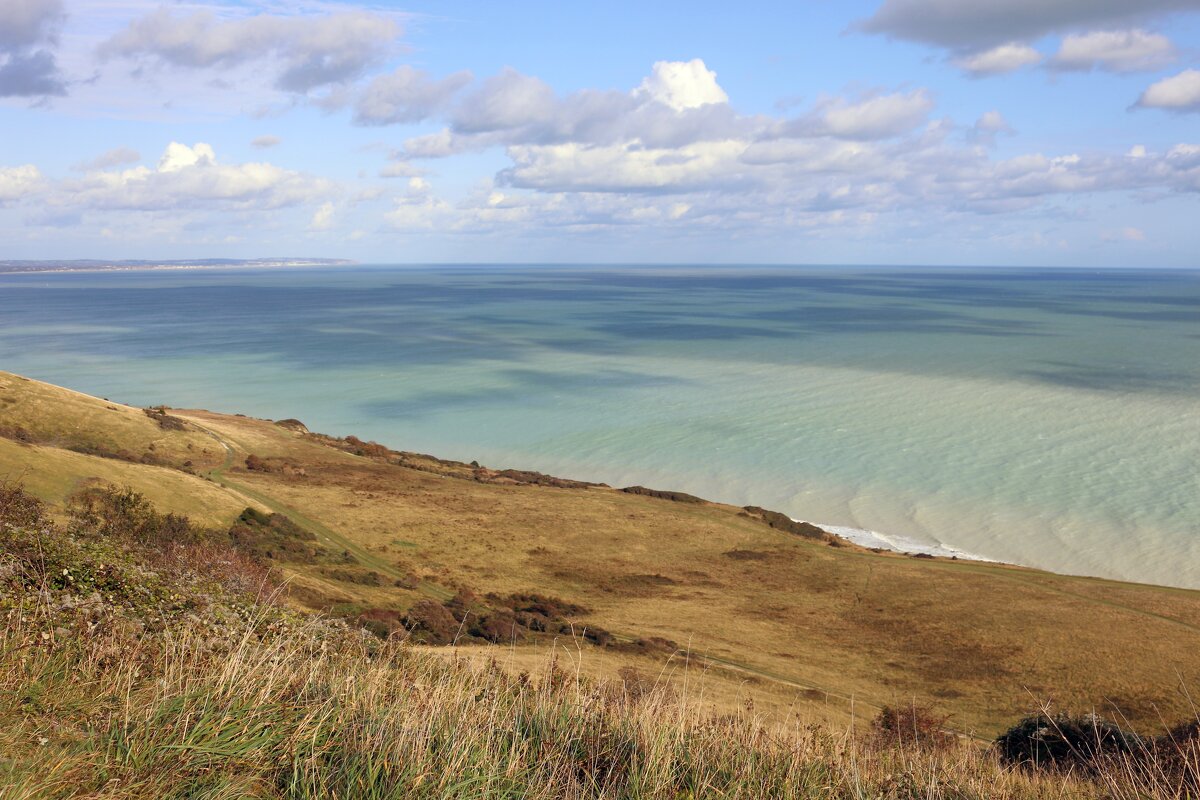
[1052,29,1175,71]
[500,140,750,192]
[0,164,42,204]
[61,142,335,211]
[975,111,1012,133]
[402,129,463,158]
[158,141,215,172]
[801,90,935,139]
[857,0,1200,50]
[968,111,1015,145]
[0,0,63,52]
[355,66,472,125]
[252,135,282,149]
[0,0,66,97]
[453,68,558,133]
[391,60,752,159]
[309,201,334,230]
[634,59,729,111]
[98,8,402,93]
[954,43,1042,76]
[1137,69,1200,111]
[379,160,427,178]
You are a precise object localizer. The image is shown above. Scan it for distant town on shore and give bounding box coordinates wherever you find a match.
[0,258,355,274]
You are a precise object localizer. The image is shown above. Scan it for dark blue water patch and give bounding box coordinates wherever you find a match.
[1,266,1198,395]
[1018,361,1199,393]
[358,367,692,419]
[591,320,791,340]
[750,304,1051,337]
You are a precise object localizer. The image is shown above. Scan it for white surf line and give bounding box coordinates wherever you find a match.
[797,519,999,562]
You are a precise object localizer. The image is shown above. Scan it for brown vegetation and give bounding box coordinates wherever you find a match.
[621,485,706,503]
[740,505,831,540]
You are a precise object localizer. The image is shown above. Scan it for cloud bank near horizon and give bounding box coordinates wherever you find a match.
[2,0,1200,264]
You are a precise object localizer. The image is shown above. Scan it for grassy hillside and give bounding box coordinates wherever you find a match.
[2,479,1197,799]
[2,370,1199,738]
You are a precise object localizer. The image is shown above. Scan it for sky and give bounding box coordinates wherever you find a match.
[2,0,1200,266]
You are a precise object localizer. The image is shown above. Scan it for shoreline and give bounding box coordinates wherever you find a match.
[0,259,356,275]
[801,519,1000,562]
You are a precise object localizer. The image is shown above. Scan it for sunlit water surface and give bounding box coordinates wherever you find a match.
[1,265,1197,587]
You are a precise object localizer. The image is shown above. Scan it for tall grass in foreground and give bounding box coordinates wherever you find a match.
[5,614,1195,800]
[1,482,1197,799]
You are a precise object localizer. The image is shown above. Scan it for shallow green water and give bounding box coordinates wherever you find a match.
[1,265,1197,587]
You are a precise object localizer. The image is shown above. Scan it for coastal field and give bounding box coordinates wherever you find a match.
[3,370,1199,739]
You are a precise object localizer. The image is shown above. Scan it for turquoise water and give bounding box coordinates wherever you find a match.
[1,265,1198,587]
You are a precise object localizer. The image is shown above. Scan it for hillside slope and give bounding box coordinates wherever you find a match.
[2,370,1198,735]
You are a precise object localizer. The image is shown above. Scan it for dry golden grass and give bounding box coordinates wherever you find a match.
[2,614,1166,800]
[4,372,1200,738]
[0,437,254,527]
[0,371,221,470]
[170,404,1200,735]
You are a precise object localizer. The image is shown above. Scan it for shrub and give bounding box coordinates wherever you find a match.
[144,406,187,430]
[320,567,385,586]
[356,607,405,639]
[621,485,705,504]
[402,599,461,644]
[871,703,954,750]
[244,454,273,472]
[1154,719,1200,789]
[227,507,323,563]
[69,485,200,547]
[0,423,34,443]
[471,610,525,643]
[740,506,829,540]
[995,713,1143,773]
[0,482,45,528]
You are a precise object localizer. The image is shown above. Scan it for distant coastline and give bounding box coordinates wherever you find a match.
[0,258,356,275]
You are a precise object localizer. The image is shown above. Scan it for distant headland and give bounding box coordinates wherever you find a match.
[0,258,356,274]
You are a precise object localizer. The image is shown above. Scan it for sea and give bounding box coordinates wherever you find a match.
[1,264,1197,588]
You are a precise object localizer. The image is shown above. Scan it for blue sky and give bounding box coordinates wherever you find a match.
[2,0,1200,265]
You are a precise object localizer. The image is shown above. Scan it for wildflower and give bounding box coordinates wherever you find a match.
[37,737,48,746]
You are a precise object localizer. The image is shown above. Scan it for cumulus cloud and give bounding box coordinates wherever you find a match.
[857,0,1200,51]
[0,0,66,97]
[370,56,1200,230]
[0,164,43,204]
[1051,29,1175,71]
[796,90,935,139]
[969,110,1014,145]
[375,121,1200,238]
[500,140,751,193]
[379,160,427,178]
[60,142,335,211]
[355,66,472,125]
[634,59,729,111]
[1136,69,1200,111]
[0,0,63,52]
[252,135,282,148]
[98,8,402,93]
[452,68,558,134]
[975,110,1012,133]
[953,43,1042,76]
[389,60,754,160]
[309,201,335,230]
